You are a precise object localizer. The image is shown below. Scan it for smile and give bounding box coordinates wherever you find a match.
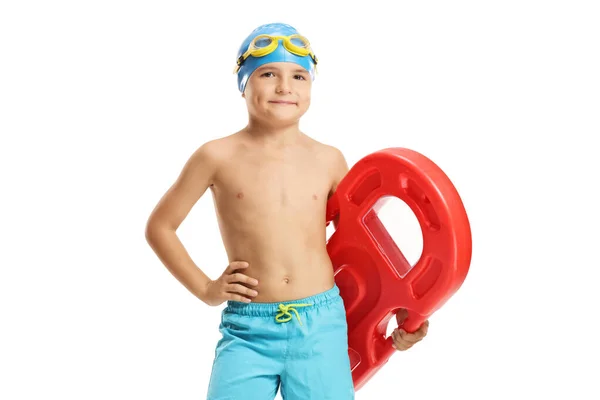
[269,101,297,105]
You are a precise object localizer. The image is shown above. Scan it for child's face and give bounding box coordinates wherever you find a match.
[242,62,312,126]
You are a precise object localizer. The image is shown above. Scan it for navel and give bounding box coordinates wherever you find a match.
[283,277,290,284]
[236,192,244,199]
[312,194,318,200]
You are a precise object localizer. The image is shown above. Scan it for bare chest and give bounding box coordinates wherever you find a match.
[213,153,331,214]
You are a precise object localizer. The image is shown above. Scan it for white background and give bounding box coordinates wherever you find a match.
[1,0,599,399]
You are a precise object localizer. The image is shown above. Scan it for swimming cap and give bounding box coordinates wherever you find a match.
[235,22,317,93]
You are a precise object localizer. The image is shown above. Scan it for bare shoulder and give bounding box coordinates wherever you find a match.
[304,136,350,196]
[327,144,350,184]
[145,134,238,231]
[328,144,349,170]
[319,142,349,175]
[186,134,238,174]
[191,135,233,162]
[304,136,348,168]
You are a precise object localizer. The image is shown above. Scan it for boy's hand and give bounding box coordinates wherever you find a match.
[202,261,259,306]
[391,308,429,351]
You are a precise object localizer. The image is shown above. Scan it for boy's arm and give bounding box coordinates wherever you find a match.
[328,147,350,230]
[145,141,219,302]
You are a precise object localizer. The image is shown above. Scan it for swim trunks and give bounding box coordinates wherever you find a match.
[206,284,355,399]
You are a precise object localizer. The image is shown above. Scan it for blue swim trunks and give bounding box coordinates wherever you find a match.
[206,284,355,399]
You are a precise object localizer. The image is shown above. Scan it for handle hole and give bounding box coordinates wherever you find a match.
[363,196,423,278]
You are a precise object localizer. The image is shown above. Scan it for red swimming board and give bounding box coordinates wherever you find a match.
[325,148,472,390]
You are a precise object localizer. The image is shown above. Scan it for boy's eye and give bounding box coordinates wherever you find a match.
[260,72,307,80]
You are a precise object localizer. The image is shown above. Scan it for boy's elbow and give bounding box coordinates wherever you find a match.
[145,219,170,243]
[144,221,157,244]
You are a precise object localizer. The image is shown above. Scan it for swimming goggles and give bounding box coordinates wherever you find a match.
[234,34,319,73]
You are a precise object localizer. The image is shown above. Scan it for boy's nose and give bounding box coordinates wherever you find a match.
[276,79,292,94]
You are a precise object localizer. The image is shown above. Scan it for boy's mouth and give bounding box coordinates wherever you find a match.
[269,100,297,105]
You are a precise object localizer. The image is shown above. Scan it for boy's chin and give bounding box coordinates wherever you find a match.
[264,112,304,123]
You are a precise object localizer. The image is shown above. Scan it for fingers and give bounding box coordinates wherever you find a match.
[420,320,430,335]
[391,321,429,351]
[227,272,259,286]
[214,262,259,304]
[224,262,258,286]
[398,327,424,342]
[225,261,249,274]
[227,283,258,299]
[227,293,252,303]
[391,329,418,351]
[391,330,406,350]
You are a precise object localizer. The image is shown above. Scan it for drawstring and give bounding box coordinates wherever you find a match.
[275,303,313,326]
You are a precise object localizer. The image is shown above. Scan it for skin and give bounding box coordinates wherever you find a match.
[145,61,427,350]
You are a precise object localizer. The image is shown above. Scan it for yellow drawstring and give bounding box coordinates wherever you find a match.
[275,303,313,326]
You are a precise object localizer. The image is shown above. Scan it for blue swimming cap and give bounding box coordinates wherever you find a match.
[236,22,317,93]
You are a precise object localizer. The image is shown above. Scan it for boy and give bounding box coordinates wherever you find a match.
[145,22,428,400]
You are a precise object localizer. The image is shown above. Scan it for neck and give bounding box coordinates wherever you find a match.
[243,116,302,148]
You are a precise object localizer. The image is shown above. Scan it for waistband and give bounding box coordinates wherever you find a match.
[225,284,341,317]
